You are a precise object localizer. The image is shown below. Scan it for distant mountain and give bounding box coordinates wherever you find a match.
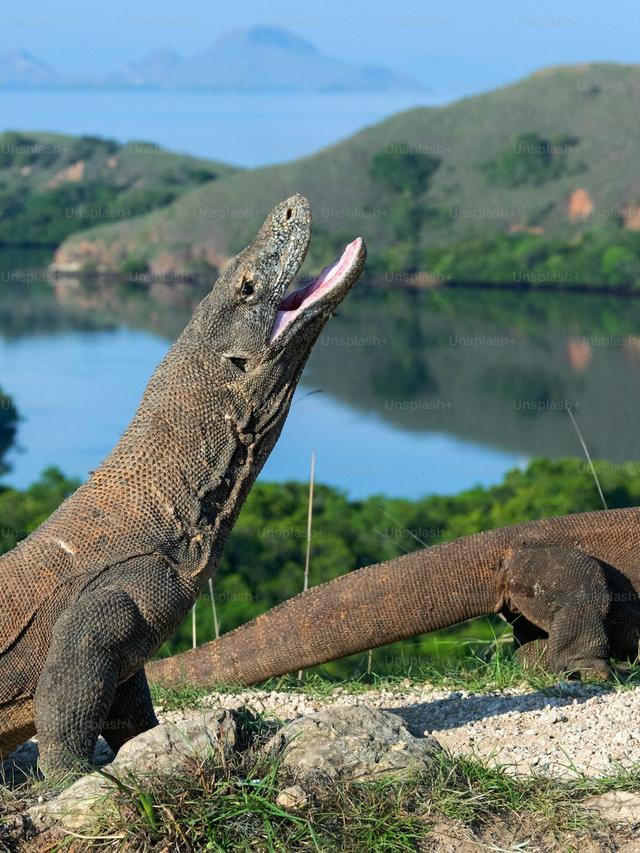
[1,27,422,93]
[0,49,60,87]
[144,26,422,92]
[103,49,183,88]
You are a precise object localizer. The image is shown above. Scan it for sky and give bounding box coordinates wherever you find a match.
[2,0,640,98]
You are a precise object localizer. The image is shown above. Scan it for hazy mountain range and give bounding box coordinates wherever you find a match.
[0,27,422,93]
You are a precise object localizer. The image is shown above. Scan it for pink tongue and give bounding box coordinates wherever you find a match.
[270,238,361,342]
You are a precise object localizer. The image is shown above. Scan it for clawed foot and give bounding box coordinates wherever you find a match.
[37,748,95,781]
[515,639,548,671]
[516,644,621,682]
[563,660,615,682]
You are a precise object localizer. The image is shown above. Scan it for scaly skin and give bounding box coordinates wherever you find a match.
[0,194,366,771]
[147,508,640,687]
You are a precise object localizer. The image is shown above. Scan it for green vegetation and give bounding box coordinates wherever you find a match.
[2,454,635,675]
[0,132,120,170]
[481,131,583,188]
[369,143,441,270]
[0,469,79,554]
[0,131,237,247]
[369,145,440,194]
[419,229,640,290]
[52,62,640,289]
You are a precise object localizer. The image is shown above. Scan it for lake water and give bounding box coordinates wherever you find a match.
[0,89,438,167]
[4,250,640,499]
[0,326,520,497]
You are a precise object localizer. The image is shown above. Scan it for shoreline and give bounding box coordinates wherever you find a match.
[31,264,640,299]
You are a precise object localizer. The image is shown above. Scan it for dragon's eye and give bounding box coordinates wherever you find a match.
[240,278,254,298]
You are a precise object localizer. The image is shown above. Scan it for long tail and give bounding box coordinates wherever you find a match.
[146,531,504,688]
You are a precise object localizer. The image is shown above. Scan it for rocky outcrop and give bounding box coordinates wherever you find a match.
[508,224,545,235]
[50,238,131,275]
[567,188,594,222]
[583,791,640,825]
[28,708,239,832]
[26,706,442,833]
[266,706,442,783]
[50,239,226,278]
[46,160,85,188]
[622,204,640,231]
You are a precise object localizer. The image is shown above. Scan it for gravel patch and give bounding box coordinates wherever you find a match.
[4,681,640,784]
[159,681,640,780]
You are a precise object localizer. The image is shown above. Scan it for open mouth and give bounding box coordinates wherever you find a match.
[270,237,364,342]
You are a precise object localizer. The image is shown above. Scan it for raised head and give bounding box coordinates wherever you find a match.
[193,193,365,361]
[188,193,366,467]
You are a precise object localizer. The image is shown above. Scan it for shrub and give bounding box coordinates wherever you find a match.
[481,132,581,188]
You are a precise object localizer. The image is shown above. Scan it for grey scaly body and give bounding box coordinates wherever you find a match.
[148,508,640,687]
[0,194,366,771]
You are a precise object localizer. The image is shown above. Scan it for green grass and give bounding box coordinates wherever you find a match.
[150,644,640,716]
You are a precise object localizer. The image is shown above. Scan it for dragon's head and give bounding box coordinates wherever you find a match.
[192,194,366,466]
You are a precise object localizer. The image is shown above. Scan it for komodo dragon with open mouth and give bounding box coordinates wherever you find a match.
[147,509,640,688]
[0,194,366,772]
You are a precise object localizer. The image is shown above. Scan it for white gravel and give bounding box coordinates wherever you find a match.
[6,681,640,784]
[160,681,640,780]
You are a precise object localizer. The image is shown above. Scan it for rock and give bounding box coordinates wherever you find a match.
[427,820,483,852]
[29,771,114,832]
[28,707,239,832]
[583,790,640,824]
[267,706,442,783]
[276,784,308,810]
[566,188,594,222]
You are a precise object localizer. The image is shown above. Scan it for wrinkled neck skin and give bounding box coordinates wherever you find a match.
[96,301,310,588]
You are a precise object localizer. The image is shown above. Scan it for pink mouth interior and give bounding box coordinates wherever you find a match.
[270,237,363,342]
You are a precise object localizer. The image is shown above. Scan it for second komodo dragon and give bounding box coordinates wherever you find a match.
[148,509,640,686]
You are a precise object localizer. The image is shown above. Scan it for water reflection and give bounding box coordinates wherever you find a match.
[2,249,640,494]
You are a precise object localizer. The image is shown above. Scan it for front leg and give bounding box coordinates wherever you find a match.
[35,560,194,774]
[505,546,613,679]
[35,588,153,773]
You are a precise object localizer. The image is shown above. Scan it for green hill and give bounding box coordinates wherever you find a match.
[0,131,237,249]
[51,64,640,288]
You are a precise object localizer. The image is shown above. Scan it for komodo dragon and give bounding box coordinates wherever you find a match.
[147,509,640,688]
[0,194,366,771]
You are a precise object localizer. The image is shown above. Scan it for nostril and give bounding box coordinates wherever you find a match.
[228,356,249,373]
[285,208,293,221]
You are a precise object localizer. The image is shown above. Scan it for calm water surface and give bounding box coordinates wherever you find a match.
[5,251,640,498]
[0,89,437,167]
[0,251,526,497]
[0,326,520,498]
